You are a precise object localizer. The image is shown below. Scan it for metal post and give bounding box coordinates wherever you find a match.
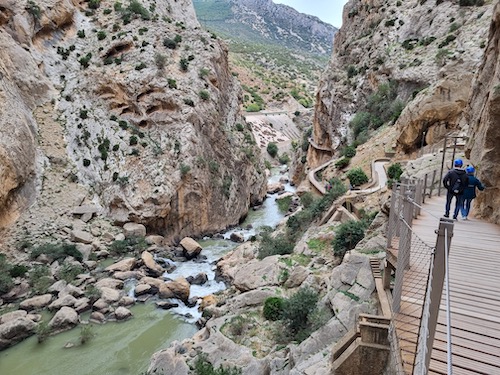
[420,218,454,373]
[438,136,448,197]
[450,137,458,170]
[386,183,398,248]
[423,173,428,203]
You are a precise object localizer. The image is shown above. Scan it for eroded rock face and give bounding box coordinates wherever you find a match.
[0,0,266,247]
[464,2,500,224]
[311,0,492,163]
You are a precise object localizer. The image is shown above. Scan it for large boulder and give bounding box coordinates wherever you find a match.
[141,251,165,277]
[123,222,147,238]
[99,287,121,303]
[105,258,136,272]
[0,310,27,324]
[48,306,78,331]
[179,237,202,259]
[48,295,78,311]
[114,306,133,321]
[160,278,190,302]
[95,278,124,289]
[232,255,284,292]
[0,317,37,350]
[19,294,53,311]
[71,229,94,244]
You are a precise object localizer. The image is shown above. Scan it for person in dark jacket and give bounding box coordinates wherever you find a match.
[460,166,484,220]
[442,159,469,220]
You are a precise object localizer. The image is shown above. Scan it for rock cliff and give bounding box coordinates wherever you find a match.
[311,0,493,164]
[0,0,267,243]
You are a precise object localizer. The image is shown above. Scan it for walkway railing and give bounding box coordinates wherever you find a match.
[386,175,455,374]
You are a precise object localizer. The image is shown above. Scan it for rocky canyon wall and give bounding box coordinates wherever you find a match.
[464,2,500,224]
[0,0,267,242]
[311,0,493,166]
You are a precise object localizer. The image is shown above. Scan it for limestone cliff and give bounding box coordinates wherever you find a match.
[0,0,266,242]
[311,0,493,166]
[464,2,500,224]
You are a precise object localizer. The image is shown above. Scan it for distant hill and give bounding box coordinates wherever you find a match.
[193,0,338,111]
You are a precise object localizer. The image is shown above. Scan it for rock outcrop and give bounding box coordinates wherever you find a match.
[464,2,500,224]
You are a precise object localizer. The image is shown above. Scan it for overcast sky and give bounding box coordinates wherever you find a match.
[273,0,348,28]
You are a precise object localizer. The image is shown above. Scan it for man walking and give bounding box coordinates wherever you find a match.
[461,166,484,220]
[442,159,469,220]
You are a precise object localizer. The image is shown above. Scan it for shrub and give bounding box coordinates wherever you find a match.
[97,30,106,40]
[29,264,52,294]
[282,287,318,335]
[9,264,29,278]
[135,62,146,70]
[342,145,357,158]
[199,90,210,100]
[335,157,351,169]
[387,162,403,181]
[276,195,292,213]
[77,30,86,38]
[179,58,189,71]
[127,0,150,20]
[109,236,148,255]
[346,65,358,78]
[263,297,285,321]
[30,243,83,262]
[83,158,91,167]
[193,353,242,375]
[163,38,177,49]
[267,142,278,158]
[246,103,260,112]
[26,0,41,20]
[258,229,294,259]
[235,123,244,131]
[180,163,191,177]
[184,98,195,107]
[88,0,101,9]
[154,53,167,70]
[80,325,96,344]
[346,167,368,187]
[36,321,51,343]
[167,79,177,89]
[332,220,368,256]
[58,263,84,283]
[79,53,92,68]
[0,255,14,294]
[129,135,138,145]
[85,285,101,302]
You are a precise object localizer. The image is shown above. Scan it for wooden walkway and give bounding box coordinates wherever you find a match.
[391,195,500,375]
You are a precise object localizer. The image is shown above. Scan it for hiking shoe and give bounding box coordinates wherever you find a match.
[463,216,468,221]
[453,216,458,221]
[444,214,449,218]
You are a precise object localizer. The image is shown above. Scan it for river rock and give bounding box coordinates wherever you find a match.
[0,310,27,324]
[141,251,165,277]
[71,229,94,244]
[90,311,106,323]
[74,297,91,313]
[114,306,133,321]
[72,205,99,215]
[19,294,53,311]
[113,271,144,280]
[146,235,164,245]
[99,287,121,303]
[159,279,190,302]
[1,280,30,302]
[48,295,78,310]
[200,295,217,310]
[148,349,190,375]
[267,182,285,194]
[75,243,93,261]
[179,237,202,259]
[49,306,78,330]
[0,317,37,350]
[59,284,85,298]
[96,278,124,290]
[105,258,136,272]
[141,277,164,290]
[92,299,110,313]
[135,284,152,296]
[156,301,179,310]
[119,296,135,307]
[186,273,208,286]
[48,280,68,294]
[123,222,147,238]
[229,232,244,243]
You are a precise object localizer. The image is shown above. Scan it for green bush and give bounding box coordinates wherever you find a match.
[97,30,106,40]
[278,153,290,165]
[199,90,210,100]
[335,157,351,169]
[332,220,368,256]
[245,103,260,112]
[77,30,86,38]
[0,255,14,294]
[267,142,278,158]
[57,263,84,283]
[30,243,83,262]
[193,354,242,375]
[154,53,167,70]
[36,321,51,343]
[163,38,177,49]
[263,297,285,321]
[342,145,357,158]
[80,325,95,344]
[276,196,292,213]
[282,287,319,335]
[83,159,91,167]
[346,167,368,187]
[9,264,29,278]
[79,53,92,68]
[109,236,148,255]
[179,58,189,71]
[29,264,52,294]
[387,162,403,181]
[258,229,294,259]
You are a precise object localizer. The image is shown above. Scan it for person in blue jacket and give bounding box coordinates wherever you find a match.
[442,159,469,220]
[461,166,485,220]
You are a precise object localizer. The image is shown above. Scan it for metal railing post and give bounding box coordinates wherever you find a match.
[414,218,454,374]
[438,136,447,197]
[387,183,398,249]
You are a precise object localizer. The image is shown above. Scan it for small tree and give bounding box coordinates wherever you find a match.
[387,162,403,181]
[332,220,368,257]
[346,167,368,187]
[267,142,278,158]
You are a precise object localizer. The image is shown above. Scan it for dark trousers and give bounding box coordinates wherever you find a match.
[445,192,463,218]
[461,198,474,218]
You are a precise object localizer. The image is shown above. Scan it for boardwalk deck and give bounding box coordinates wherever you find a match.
[389,195,500,374]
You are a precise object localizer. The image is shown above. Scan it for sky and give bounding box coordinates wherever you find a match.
[273,0,348,28]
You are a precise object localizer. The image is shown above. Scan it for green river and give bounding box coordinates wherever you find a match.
[0,169,293,374]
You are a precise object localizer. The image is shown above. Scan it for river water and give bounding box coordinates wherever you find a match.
[0,168,294,375]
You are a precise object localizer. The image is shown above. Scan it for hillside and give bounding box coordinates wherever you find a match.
[193,0,337,110]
